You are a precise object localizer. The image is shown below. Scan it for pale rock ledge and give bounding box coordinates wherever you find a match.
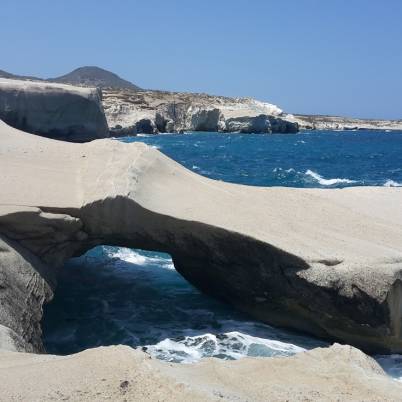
[0,120,402,354]
[0,344,401,401]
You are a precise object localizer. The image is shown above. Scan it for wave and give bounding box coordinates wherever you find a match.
[384,180,402,187]
[145,330,306,364]
[305,170,357,186]
[272,168,358,187]
[107,247,175,270]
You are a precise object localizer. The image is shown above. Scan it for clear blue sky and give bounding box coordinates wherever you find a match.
[1,0,401,119]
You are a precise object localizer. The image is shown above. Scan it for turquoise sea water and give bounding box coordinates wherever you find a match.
[43,131,402,377]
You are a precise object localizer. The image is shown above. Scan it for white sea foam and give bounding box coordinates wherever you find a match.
[375,354,402,382]
[273,167,296,174]
[272,167,357,187]
[108,247,175,270]
[384,180,402,187]
[146,331,306,364]
[305,169,357,186]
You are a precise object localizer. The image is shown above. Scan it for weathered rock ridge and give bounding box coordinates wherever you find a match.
[1,120,402,354]
[103,88,299,135]
[0,78,109,142]
[101,88,402,134]
[1,344,401,401]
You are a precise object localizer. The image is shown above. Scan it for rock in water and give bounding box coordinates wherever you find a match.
[0,120,402,354]
[190,108,226,132]
[225,114,299,133]
[0,78,109,142]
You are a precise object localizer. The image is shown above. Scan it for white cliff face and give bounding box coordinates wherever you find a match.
[0,78,109,142]
[217,97,283,119]
[103,85,402,134]
[102,88,293,134]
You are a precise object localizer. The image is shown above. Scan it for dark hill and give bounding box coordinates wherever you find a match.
[51,66,141,90]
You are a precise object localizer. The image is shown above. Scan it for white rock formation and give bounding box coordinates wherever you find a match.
[1,120,402,355]
[0,78,109,141]
[102,89,297,134]
[292,114,402,131]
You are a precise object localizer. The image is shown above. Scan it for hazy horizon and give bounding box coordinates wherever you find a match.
[1,0,401,119]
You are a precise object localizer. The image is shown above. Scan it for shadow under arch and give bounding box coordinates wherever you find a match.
[38,196,392,354]
[42,245,322,361]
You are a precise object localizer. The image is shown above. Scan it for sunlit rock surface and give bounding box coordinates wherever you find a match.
[0,344,401,401]
[0,120,402,354]
[104,88,298,134]
[0,78,109,142]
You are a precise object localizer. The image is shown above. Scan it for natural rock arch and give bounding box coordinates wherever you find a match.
[1,120,402,354]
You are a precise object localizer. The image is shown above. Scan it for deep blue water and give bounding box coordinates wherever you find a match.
[119,130,402,187]
[43,131,402,377]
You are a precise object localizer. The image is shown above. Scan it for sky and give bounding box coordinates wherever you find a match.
[1,0,401,119]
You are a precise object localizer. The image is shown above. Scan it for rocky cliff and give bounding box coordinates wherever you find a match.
[0,78,109,142]
[1,120,402,355]
[293,114,402,131]
[103,88,299,135]
[2,66,401,134]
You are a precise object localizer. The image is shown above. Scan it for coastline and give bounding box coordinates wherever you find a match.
[0,72,401,401]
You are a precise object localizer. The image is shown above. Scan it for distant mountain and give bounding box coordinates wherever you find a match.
[51,66,141,90]
[0,69,43,81]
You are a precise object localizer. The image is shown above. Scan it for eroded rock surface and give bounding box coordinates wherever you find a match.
[103,88,298,134]
[0,78,109,142]
[0,344,401,401]
[0,120,402,354]
[226,114,299,133]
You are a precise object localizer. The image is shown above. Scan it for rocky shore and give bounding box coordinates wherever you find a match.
[102,88,402,135]
[293,114,402,131]
[103,88,299,135]
[2,67,401,137]
[1,119,402,356]
[1,70,402,400]
[1,344,401,401]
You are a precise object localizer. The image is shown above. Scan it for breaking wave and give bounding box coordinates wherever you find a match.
[384,179,402,187]
[43,246,323,361]
[107,247,175,270]
[145,329,306,364]
[272,167,358,187]
[304,169,357,186]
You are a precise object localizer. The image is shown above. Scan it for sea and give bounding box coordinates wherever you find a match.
[42,130,402,380]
